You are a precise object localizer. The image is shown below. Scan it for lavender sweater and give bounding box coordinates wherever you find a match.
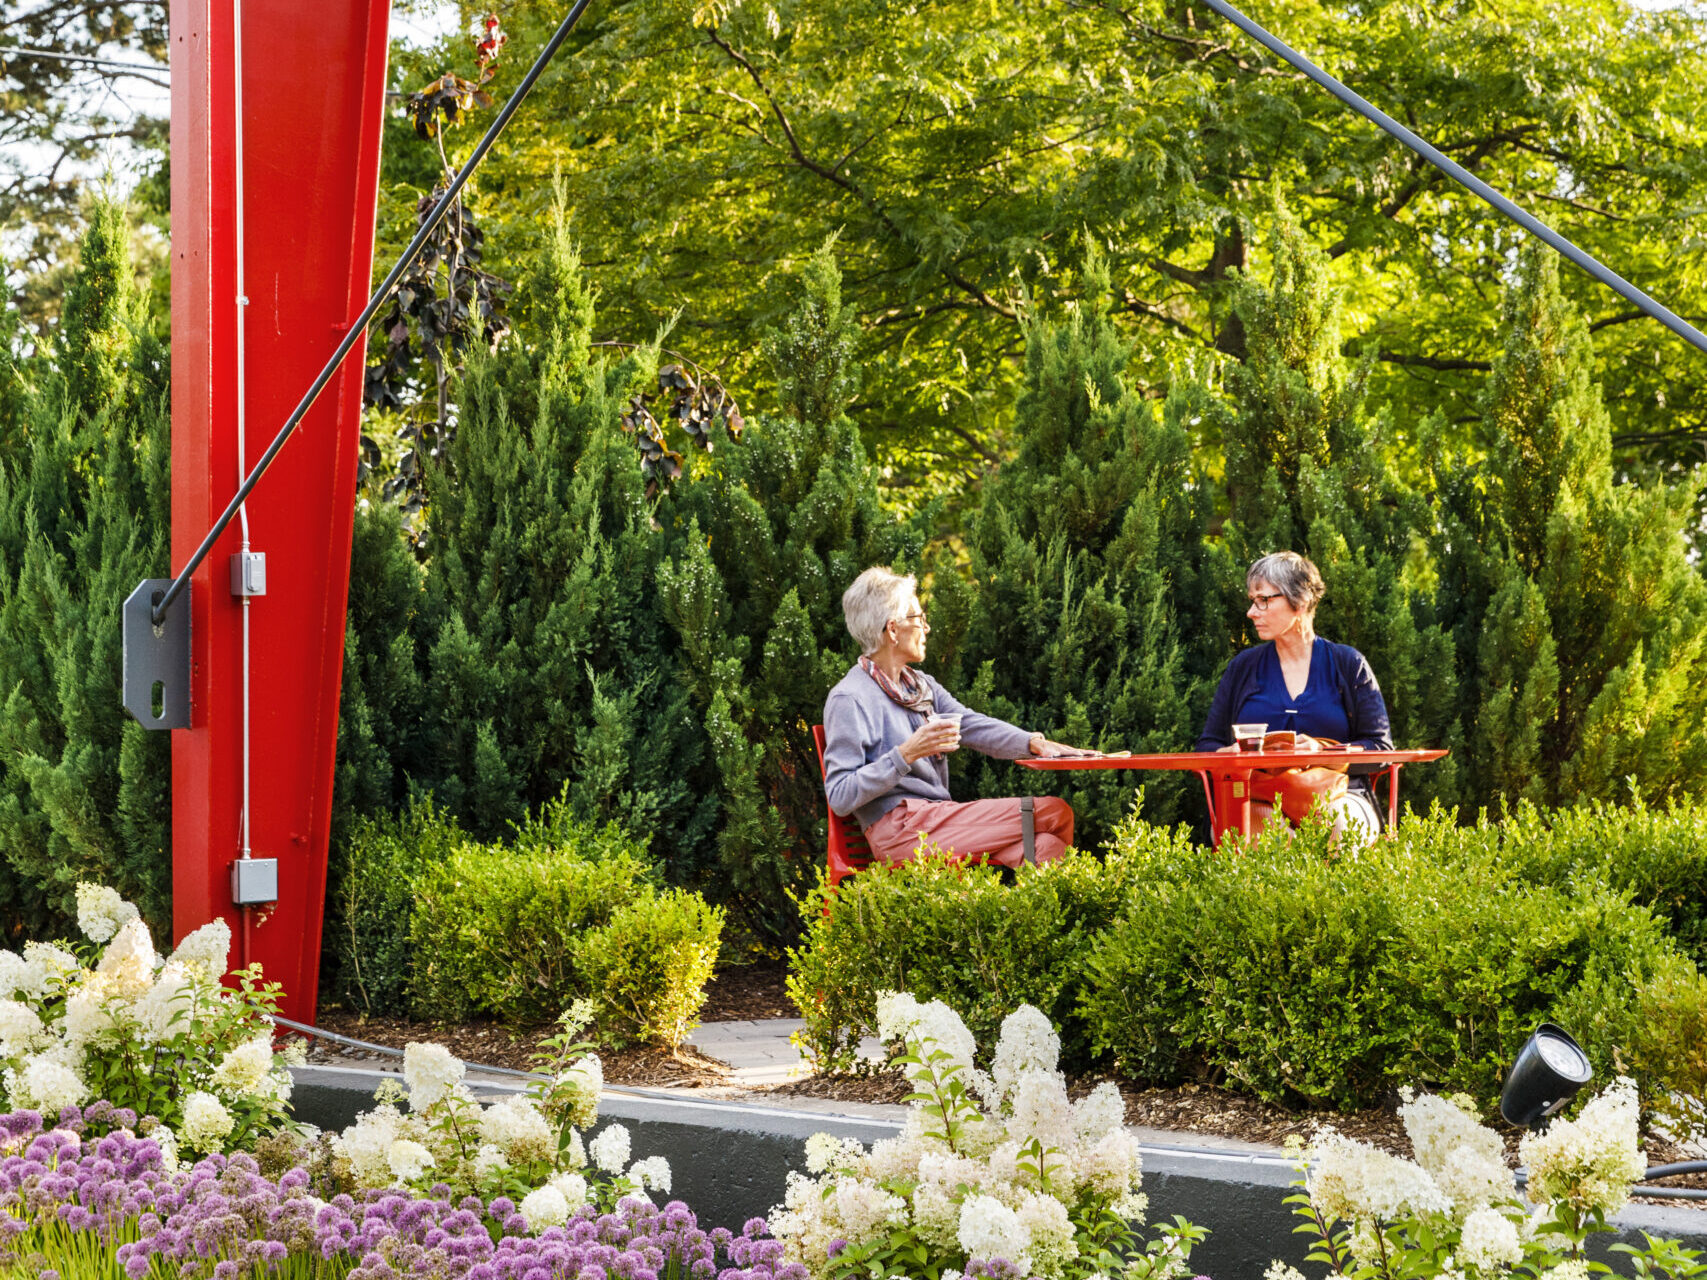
[822,664,1034,830]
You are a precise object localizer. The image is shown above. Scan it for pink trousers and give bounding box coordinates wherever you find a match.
[864,796,1075,869]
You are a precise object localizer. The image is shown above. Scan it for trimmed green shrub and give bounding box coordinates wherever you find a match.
[574,888,724,1049]
[786,842,1146,1071]
[409,826,653,1023]
[325,796,465,1016]
[1082,811,1684,1109]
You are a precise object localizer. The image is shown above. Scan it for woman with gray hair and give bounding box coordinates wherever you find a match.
[1195,551,1392,843]
[823,566,1081,869]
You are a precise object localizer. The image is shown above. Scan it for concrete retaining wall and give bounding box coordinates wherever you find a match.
[291,1066,1707,1279]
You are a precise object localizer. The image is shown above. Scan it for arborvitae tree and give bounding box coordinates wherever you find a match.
[934,254,1217,840]
[1432,247,1707,809]
[395,198,717,862]
[1207,218,1458,807]
[0,201,171,935]
[656,240,915,943]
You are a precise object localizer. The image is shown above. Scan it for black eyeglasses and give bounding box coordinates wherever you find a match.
[1247,593,1286,612]
[896,611,929,627]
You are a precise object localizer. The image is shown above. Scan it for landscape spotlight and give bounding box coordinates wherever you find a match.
[1499,1023,1593,1129]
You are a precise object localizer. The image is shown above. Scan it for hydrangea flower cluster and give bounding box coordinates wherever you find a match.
[770,996,1201,1280]
[0,1101,806,1280]
[0,883,298,1158]
[1278,1080,1661,1279]
[325,1003,668,1217]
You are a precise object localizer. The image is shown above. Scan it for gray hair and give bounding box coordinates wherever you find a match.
[843,567,917,655]
[1248,551,1326,613]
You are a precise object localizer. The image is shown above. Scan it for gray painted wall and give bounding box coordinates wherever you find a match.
[290,1066,1707,1279]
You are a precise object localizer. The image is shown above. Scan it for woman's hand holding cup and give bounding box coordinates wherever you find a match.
[902,712,962,762]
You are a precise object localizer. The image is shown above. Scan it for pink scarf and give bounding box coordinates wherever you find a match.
[859,655,936,717]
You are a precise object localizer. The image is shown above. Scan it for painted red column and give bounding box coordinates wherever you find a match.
[170,0,392,1023]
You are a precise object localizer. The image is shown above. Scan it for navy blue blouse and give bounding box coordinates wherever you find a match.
[1195,638,1392,759]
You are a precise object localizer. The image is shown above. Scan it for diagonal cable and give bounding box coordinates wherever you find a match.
[150,0,595,625]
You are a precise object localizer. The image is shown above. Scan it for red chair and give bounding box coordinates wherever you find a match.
[812,724,875,887]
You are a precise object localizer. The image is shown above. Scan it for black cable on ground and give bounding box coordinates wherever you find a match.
[151,0,596,626]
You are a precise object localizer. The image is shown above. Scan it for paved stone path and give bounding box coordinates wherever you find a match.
[687,1017,885,1086]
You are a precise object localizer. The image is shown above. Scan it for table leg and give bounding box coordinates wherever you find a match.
[1210,773,1252,847]
[1387,764,1403,829]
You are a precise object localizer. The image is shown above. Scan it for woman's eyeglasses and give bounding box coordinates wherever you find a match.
[1247,593,1286,612]
[898,611,928,626]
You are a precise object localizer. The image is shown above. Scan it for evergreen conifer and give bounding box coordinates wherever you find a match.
[1431,247,1707,808]
[0,201,171,933]
[657,239,914,941]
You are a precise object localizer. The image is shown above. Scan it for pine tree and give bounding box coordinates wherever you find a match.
[937,252,1217,841]
[1433,247,1707,809]
[656,239,915,942]
[0,201,172,935]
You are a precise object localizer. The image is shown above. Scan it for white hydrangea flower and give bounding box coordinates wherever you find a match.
[520,1184,570,1232]
[21,942,80,999]
[472,1142,510,1182]
[96,918,157,997]
[1308,1129,1450,1224]
[135,961,196,1042]
[403,1042,465,1111]
[1007,1070,1076,1185]
[1541,1261,1592,1280]
[805,1131,856,1175]
[1264,1264,1308,1280]
[14,1056,88,1114]
[588,1123,631,1174]
[1111,1189,1148,1222]
[549,1170,590,1209]
[1401,1092,1501,1175]
[1459,1206,1523,1271]
[154,1124,181,1174]
[478,1094,555,1164]
[555,1053,602,1127]
[211,1036,274,1099]
[1018,1191,1078,1278]
[180,1090,235,1153]
[170,918,232,979]
[1073,1082,1126,1146]
[1518,1078,1645,1218]
[0,999,44,1052]
[386,1137,436,1184]
[628,1155,671,1193]
[0,950,27,1001]
[830,1175,909,1243]
[76,883,141,944]
[864,1132,926,1183]
[1436,1142,1517,1215]
[1082,1128,1139,1198]
[62,975,126,1047]
[910,1179,962,1250]
[990,1005,1061,1105]
[336,1105,403,1187]
[875,991,977,1082]
[957,1192,1032,1270]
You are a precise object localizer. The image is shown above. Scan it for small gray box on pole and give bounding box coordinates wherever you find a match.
[231,857,279,905]
[123,578,191,730]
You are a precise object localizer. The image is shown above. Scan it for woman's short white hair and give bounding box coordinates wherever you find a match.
[843,567,916,656]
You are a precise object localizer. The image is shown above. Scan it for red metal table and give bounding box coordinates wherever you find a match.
[1018,748,1449,846]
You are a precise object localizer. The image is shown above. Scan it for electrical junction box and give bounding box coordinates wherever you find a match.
[231,857,279,905]
[229,551,267,597]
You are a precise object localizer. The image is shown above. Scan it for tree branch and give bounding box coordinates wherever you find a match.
[1376,350,1491,372]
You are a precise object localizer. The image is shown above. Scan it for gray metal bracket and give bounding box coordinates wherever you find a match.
[123,578,191,729]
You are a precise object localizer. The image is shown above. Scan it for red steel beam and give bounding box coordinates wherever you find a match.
[170,0,392,1022]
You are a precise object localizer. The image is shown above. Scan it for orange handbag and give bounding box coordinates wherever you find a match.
[1248,732,1350,823]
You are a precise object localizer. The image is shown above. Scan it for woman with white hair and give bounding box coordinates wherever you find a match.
[823,566,1081,869]
[1196,550,1392,843]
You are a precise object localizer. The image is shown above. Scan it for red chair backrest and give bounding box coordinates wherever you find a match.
[812,724,875,887]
